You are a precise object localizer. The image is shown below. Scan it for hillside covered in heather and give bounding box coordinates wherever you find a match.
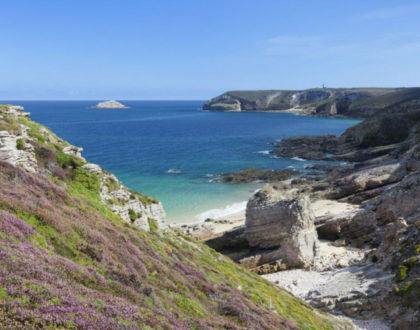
[0,104,351,329]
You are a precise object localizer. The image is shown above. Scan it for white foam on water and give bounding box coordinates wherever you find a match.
[256,150,271,155]
[167,169,181,174]
[292,157,306,161]
[195,201,247,221]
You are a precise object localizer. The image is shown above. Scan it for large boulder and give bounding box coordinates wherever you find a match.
[244,188,319,268]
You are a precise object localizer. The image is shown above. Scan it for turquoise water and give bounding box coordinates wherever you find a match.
[5,101,360,223]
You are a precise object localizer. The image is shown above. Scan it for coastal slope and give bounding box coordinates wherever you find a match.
[203,87,420,118]
[0,104,349,329]
[194,92,420,328]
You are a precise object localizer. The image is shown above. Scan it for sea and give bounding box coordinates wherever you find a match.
[5,100,360,224]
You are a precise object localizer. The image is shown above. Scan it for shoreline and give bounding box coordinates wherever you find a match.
[174,196,361,240]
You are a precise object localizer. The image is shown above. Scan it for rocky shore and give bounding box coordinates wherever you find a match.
[180,93,420,329]
[213,168,300,183]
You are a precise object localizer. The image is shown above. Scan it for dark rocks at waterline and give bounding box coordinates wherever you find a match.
[270,135,339,161]
[214,168,300,183]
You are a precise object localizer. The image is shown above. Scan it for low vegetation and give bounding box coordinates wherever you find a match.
[15,138,25,150]
[0,108,344,328]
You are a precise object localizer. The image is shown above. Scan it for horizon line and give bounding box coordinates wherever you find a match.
[0,99,208,101]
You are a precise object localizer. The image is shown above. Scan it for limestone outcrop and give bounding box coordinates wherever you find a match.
[244,187,319,269]
[0,130,38,173]
[97,171,166,230]
[0,105,37,173]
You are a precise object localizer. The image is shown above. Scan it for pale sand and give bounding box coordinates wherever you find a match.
[312,199,359,218]
[178,199,389,329]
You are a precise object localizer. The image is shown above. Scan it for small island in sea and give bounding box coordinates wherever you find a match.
[91,100,128,109]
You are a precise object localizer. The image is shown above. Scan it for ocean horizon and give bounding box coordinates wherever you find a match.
[4,100,360,223]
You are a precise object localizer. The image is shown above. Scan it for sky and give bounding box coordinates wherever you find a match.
[1,0,420,99]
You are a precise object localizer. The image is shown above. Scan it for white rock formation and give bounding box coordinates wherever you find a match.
[83,169,167,230]
[245,187,319,268]
[0,106,37,173]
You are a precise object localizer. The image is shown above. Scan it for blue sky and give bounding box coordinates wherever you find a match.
[1,0,420,99]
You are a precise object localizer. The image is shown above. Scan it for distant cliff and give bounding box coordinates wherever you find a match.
[203,87,420,118]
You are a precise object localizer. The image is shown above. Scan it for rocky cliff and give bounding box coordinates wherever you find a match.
[200,93,420,328]
[203,87,420,118]
[0,104,165,231]
[0,104,350,329]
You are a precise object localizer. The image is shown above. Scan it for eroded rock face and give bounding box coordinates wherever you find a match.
[315,209,377,247]
[374,171,420,225]
[332,163,402,198]
[101,172,166,230]
[0,130,38,173]
[245,188,319,268]
[63,146,84,159]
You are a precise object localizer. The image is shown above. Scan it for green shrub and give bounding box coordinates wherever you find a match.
[128,209,142,223]
[148,218,158,232]
[71,168,100,192]
[132,191,158,205]
[396,265,409,282]
[16,138,25,150]
[29,131,45,143]
[104,177,119,191]
[56,151,83,169]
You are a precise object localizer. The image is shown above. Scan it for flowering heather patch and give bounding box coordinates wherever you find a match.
[0,210,34,239]
[0,141,346,329]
